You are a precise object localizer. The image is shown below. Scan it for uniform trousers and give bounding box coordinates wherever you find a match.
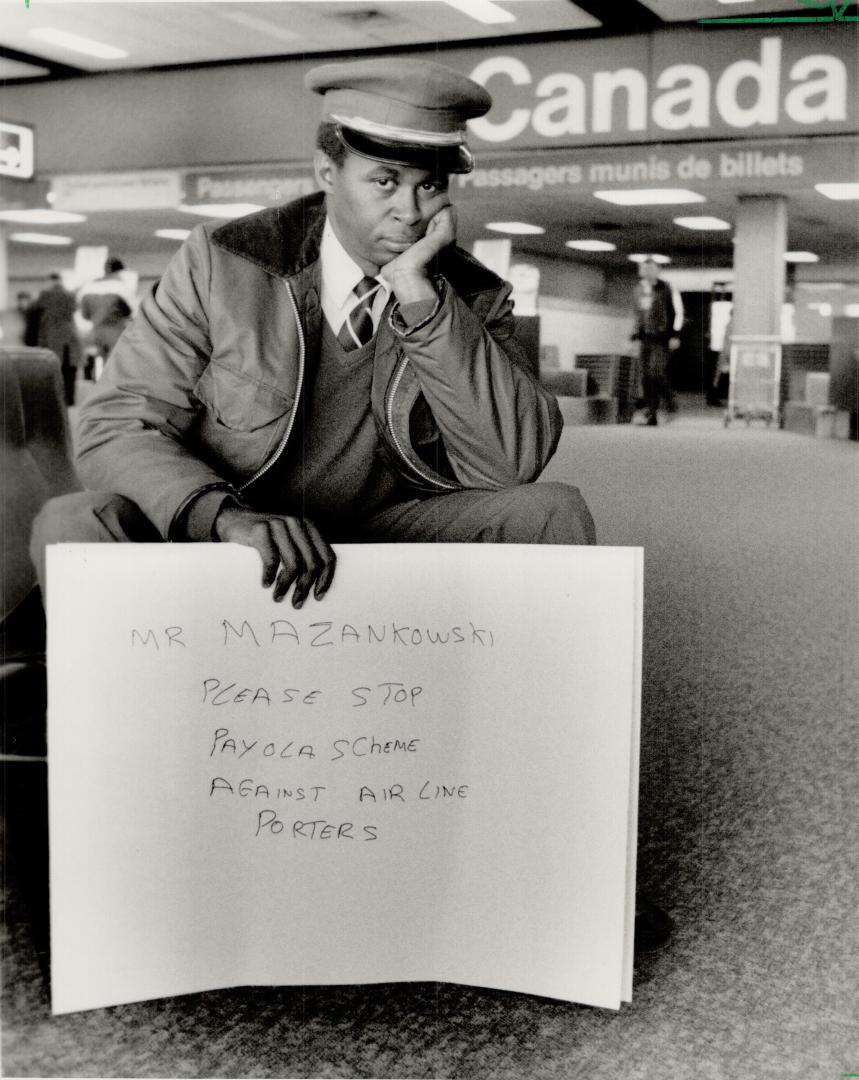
[30,482,596,595]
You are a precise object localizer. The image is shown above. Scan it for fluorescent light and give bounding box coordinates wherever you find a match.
[595,189,706,206]
[673,216,731,231]
[843,304,859,318]
[10,232,73,246]
[628,253,671,265]
[0,208,86,224]
[566,240,616,252]
[815,183,859,200]
[485,221,544,235]
[155,229,191,241]
[179,203,265,219]
[28,28,128,60]
[785,251,819,263]
[442,0,516,24]
[807,302,832,316]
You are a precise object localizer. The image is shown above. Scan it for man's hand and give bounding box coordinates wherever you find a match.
[214,507,336,607]
[381,203,456,305]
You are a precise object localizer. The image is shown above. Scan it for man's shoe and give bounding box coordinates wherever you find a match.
[634,896,673,953]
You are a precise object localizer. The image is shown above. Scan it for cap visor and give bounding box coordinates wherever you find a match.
[336,126,473,175]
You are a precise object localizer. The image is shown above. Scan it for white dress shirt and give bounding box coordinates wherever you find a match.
[319,219,391,337]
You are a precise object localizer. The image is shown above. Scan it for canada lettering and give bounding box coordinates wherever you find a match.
[468,37,848,144]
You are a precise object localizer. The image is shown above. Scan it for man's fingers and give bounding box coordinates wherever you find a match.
[249,521,282,588]
[216,508,334,605]
[427,204,456,243]
[303,518,337,599]
[267,519,303,602]
[282,518,323,609]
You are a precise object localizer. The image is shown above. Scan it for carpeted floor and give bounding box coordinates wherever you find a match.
[3,400,858,1079]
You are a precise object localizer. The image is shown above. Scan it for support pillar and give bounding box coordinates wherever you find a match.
[732,195,787,338]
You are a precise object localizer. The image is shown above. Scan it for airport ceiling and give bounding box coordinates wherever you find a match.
[2,0,858,273]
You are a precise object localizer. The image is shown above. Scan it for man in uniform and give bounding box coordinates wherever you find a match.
[30,57,672,952]
[33,59,594,604]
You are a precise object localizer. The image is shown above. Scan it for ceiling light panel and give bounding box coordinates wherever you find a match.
[485,222,545,235]
[815,183,859,201]
[10,232,73,246]
[595,189,706,206]
[179,203,266,219]
[0,209,86,225]
[784,251,820,263]
[673,216,732,230]
[566,240,617,251]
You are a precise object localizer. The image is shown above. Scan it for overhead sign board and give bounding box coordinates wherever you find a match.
[453,137,859,200]
[465,27,858,151]
[0,121,35,180]
[183,168,316,207]
[51,171,182,212]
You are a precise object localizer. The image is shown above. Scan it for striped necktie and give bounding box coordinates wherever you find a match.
[337,276,381,351]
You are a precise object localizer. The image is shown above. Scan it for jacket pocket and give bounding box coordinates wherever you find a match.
[194,362,292,432]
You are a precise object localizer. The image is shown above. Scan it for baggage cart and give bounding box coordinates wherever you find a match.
[725,335,782,427]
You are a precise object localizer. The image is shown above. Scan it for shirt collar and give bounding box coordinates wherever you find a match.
[320,218,390,312]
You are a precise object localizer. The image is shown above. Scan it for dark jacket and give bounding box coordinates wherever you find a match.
[28,283,82,367]
[633,278,675,343]
[76,192,563,540]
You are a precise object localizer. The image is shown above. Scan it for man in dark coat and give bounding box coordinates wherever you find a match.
[27,273,82,405]
[632,259,677,426]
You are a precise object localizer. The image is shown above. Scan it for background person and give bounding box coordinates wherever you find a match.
[78,256,138,378]
[0,290,35,346]
[26,273,82,405]
[632,259,678,426]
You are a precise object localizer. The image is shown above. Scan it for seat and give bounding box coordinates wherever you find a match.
[1,346,81,757]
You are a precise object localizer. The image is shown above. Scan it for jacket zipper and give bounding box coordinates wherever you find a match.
[386,356,458,492]
[238,280,305,496]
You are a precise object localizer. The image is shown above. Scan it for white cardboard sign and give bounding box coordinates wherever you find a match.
[47,543,641,1014]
